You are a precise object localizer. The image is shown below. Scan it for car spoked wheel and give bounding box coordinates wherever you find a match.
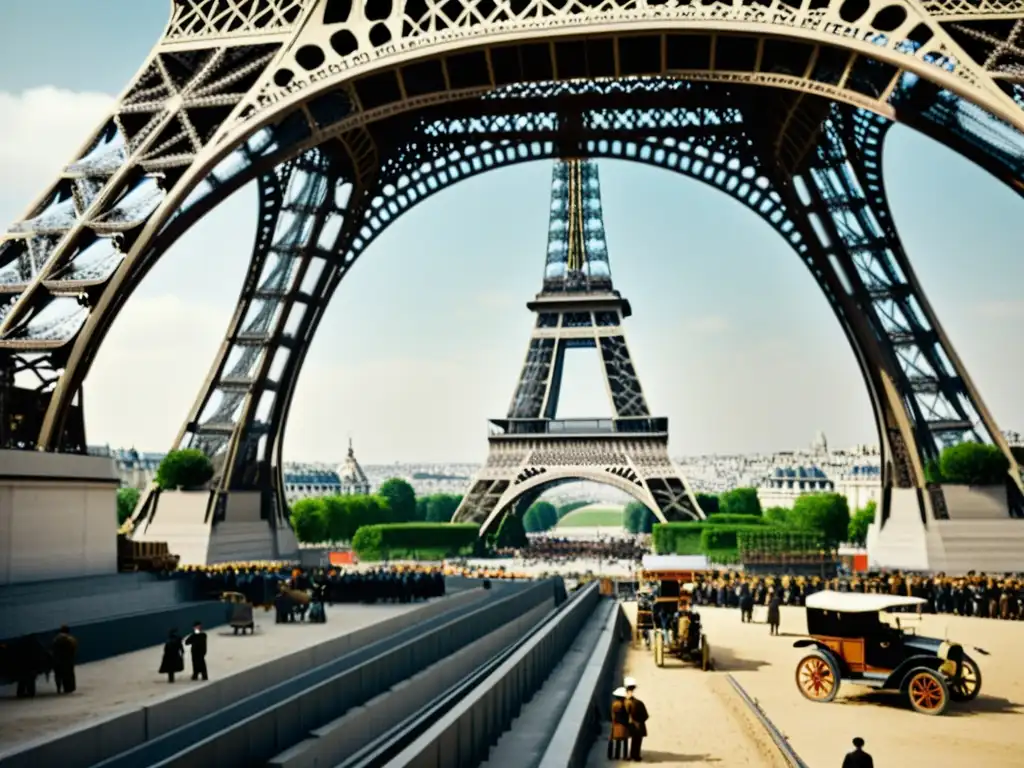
[795,653,838,702]
[907,669,950,715]
[949,656,982,702]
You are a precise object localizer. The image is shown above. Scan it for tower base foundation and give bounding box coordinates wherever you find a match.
[132,490,298,566]
[0,450,119,586]
[867,485,1024,574]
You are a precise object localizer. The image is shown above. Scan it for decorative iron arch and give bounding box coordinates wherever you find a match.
[1,2,1023,539]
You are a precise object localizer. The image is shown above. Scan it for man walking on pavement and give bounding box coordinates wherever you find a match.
[184,620,209,681]
[842,737,874,768]
[624,677,649,761]
[51,625,78,694]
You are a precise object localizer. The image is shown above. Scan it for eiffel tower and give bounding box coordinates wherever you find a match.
[454,159,705,536]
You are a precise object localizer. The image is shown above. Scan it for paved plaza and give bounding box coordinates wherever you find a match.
[0,602,418,754]
[592,604,1023,767]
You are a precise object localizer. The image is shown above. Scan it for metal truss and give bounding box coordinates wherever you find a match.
[454,435,703,536]
[0,0,1023,529]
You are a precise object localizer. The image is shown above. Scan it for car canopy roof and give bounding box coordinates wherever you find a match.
[805,590,927,613]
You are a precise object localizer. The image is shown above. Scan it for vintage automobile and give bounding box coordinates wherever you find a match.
[793,591,983,715]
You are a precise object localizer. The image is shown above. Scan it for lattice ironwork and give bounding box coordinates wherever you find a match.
[0,0,1022,533]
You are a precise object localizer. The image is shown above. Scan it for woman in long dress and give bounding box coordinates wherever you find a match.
[159,629,185,683]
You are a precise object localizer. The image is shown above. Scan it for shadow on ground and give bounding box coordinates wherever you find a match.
[639,751,721,763]
[708,646,771,672]
[841,689,1023,716]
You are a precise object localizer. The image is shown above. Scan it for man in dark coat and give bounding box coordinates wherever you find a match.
[184,621,208,680]
[624,677,649,761]
[767,591,782,636]
[842,737,874,768]
[51,625,78,694]
[159,629,184,683]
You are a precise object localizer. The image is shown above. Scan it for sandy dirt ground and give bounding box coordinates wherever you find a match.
[672,605,1024,768]
[0,601,416,753]
[585,603,789,768]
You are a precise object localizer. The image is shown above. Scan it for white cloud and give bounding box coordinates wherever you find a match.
[0,88,114,210]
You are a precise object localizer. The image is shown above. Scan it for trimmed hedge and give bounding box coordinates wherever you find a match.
[653,521,785,558]
[352,523,479,560]
[699,525,771,552]
[703,514,766,526]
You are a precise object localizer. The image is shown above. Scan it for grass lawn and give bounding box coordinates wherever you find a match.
[556,505,625,528]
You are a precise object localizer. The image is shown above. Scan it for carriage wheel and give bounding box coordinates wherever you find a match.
[949,656,982,702]
[907,669,950,715]
[654,632,665,667]
[701,634,711,671]
[795,653,839,702]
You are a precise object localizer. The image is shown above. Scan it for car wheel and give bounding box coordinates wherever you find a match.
[949,655,982,702]
[906,668,950,715]
[795,652,839,703]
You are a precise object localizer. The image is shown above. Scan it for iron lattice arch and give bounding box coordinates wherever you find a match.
[0,0,1023,529]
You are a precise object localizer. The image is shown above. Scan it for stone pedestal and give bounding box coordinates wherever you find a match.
[868,484,1024,574]
[0,449,119,585]
[131,489,298,565]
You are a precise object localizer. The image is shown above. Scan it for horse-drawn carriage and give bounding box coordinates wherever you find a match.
[634,569,712,670]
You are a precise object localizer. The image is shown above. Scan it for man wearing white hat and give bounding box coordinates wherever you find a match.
[624,677,649,761]
[608,687,631,759]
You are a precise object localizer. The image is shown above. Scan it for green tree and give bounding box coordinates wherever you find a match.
[155,449,214,490]
[526,501,558,531]
[695,493,720,516]
[425,493,462,523]
[719,487,762,517]
[495,512,528,549]
[321,495,354,541]
[848,500,876,546]
[789,493,850,547]
[414,497,429,522]
[624,501,654,534]
[523,505,542,533]
[290,497,328,542]
[938,442,1010,485]
[378,478,417,522]
[763,506,791,528]
[117,486,141,525]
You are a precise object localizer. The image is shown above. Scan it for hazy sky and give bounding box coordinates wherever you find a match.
[1,1,1022,464]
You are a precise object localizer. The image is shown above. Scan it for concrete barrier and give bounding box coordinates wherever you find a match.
[143,581,559,768]
[390,582,602,768]
[0,588,489,768]
[267,600,555,768]
[537,601,629,768]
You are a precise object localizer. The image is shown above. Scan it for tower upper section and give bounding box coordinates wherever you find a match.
[543,159,612,293]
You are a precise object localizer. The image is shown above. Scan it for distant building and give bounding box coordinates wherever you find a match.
[833,464,883,512]
[283,463,342,504]
[757,465,834,509]
[88,445,165,489]
[338,438,372,496]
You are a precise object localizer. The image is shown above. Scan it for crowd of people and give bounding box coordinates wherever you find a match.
[502,536,647,564]
[170,563,447,606]
[688,571,1024,620]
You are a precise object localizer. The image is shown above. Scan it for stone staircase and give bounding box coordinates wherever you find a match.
[932,520,1024,574]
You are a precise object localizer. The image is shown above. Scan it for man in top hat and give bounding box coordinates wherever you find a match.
[624,677,649,761]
